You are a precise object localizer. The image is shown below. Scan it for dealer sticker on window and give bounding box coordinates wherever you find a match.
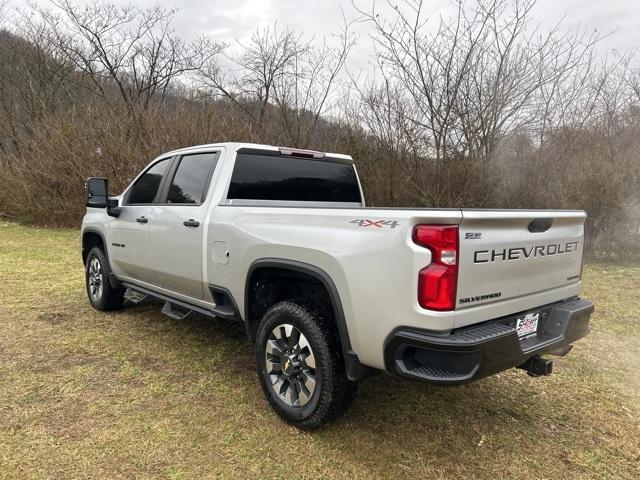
[516,312,539,339]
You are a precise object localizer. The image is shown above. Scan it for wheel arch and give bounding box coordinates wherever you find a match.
[82,227,121,289]
[244,258,368,381]
[82,228,107,264]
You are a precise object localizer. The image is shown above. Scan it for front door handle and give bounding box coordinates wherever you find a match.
[136,216,148,224]
[183,219,200,227]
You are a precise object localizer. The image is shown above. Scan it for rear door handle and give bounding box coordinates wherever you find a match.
[136,216,148,224]
[183,219,200,228]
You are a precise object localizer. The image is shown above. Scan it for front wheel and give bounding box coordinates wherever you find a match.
[255,299,357,430]
[85,247,124,311]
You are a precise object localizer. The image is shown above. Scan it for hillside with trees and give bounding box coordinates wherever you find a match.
[0,0,639,260]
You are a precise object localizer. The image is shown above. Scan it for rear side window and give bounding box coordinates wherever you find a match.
[227,153,361,202]
[128,158,171,204]
[166,153,218,204]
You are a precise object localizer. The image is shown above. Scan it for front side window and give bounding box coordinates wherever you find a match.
[127,158,171,204]
[166,153,219,204]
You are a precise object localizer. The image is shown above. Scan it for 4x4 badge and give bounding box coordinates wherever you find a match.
[350,219,400,229]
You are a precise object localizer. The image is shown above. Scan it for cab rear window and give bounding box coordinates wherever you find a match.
[227,152,361,203]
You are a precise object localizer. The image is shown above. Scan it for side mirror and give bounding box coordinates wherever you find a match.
[85,177,108,208]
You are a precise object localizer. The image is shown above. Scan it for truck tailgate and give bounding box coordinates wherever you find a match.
[457,210,585,310]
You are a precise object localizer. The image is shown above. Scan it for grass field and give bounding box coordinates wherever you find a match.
[0,222,638,479]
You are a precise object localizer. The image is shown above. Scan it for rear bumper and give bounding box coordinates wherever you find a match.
[384,297,594,385]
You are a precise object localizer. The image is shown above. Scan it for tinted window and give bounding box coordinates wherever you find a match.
[128,158,170,204]
[228,153,361,202]
[166,153,218,204]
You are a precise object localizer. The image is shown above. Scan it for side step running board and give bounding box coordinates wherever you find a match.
[124,287,148,304]
[211,304,235,321]
[120,282,239,322]
[161,301,192,320]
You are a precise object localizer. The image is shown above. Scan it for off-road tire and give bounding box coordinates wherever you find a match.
[255,299,357,430]
[85,247,124,311]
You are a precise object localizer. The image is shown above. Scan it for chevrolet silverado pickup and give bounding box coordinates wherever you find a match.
[82,142,594,429]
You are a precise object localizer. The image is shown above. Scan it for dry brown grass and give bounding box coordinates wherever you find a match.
[0,222,638,479]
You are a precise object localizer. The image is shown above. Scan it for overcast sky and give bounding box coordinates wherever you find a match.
[11,0,640,72]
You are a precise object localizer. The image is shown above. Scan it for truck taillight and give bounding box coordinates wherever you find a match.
[413,225,459,311]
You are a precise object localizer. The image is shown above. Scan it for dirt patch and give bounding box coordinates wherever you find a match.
[36,311,69,324]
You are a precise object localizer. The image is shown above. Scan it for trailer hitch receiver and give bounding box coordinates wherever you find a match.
[519,355,553,377]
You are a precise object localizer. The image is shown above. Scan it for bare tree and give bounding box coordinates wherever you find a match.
[0,26,82,157]
[0,0,8,25]
[199,25,306,131]
[272,21,354,147]
[342,66,421,205]
[20,0,223,111]
[629,56,640,102]
[199,21,353,147]
[353,0,605,205]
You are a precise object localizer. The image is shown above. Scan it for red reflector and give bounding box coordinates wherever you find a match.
[413,225,459,311]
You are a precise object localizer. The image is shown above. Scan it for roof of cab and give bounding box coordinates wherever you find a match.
[161,142,353,163]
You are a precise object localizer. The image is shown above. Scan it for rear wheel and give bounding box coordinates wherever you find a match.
[255,299,357,430]
[85,247,124,311]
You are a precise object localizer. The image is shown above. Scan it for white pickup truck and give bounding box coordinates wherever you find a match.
[82,142,594,429]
